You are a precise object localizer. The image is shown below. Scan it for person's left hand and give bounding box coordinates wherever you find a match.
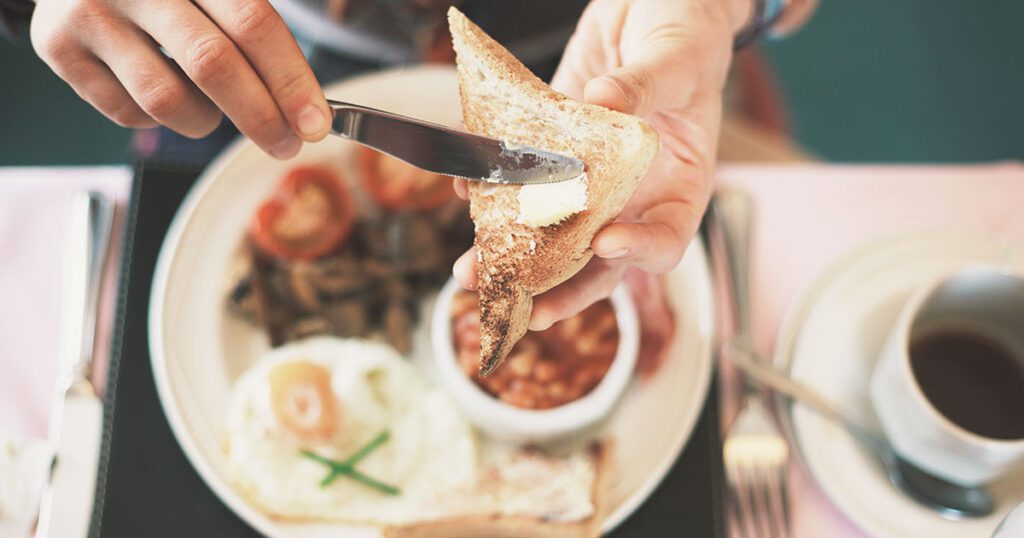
[454,0,750,329]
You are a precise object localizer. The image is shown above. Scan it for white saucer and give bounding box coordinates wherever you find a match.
[773,232,1024,538]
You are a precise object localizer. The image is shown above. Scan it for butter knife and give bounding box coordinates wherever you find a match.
[327,99,584,185]
[37,191,114,538]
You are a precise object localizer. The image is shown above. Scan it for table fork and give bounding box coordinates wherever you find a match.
[724,386,791,538]
[712,188,791,538]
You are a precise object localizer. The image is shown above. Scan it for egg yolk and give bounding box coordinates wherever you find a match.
[269,361,340,442]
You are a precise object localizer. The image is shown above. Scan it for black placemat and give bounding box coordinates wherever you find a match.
[90,160,724,537]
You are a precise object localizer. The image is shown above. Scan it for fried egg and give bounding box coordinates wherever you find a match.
[224,337,478,524]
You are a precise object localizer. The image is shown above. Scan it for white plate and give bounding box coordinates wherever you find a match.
[773,232,1024,538]
[148,66,715,537]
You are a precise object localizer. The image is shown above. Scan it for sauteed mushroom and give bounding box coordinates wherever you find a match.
[228,185,473,354]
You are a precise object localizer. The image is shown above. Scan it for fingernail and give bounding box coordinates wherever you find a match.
[297,104,327,136]
[271,136,301,160]
[458,271,478,290]
[599,247,630,259]
[529,314,552,332]
[452,257,477,290]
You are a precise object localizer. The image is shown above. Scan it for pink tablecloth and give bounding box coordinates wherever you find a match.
[0,167,131,439]
[2,162,1023,536]
[716,162,1024,537]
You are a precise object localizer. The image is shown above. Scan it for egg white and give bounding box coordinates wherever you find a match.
[224,337,478,524]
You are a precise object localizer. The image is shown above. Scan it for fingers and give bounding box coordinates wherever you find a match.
[453,178,469,200]
[456,246,627,332]
[580,0,734,116]
[549,0,625,99]
[127,1,302,158]
[89,25,222,138]
[30,6,156,129]
[193,0,331,141]
[548,11,598,98]
[583,48,693,116]
[453,247,478,290]
[530,259,625,331]
[31,0,322,158]
[37,49,157,129]
[592,200,702,274]
[454,198,701,329]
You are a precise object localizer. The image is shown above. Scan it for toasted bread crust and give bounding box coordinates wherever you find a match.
[448,7,659,375]
[476,282,533,376]
[382,442,610,538]
[243,442,611,533]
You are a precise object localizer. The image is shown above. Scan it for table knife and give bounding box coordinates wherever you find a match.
[37,191,114,538]
[327,99,584,185]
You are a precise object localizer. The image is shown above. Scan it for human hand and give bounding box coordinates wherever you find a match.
[30,0,331,159]
[454,0,750,329]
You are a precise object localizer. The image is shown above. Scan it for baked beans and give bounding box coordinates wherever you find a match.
[450,290,619,409]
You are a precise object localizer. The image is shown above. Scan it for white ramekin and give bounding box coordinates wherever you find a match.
[430,278,639,445]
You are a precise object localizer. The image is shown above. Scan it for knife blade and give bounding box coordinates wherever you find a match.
[327,99,585,185]
[36,191,114,538]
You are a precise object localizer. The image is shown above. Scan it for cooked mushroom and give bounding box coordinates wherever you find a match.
[383,299,412,354]
[228,189,474,355]
[286,317,333,341]
[228,277,259,321]
[401,216,443,273]
[326,300,370,337]
[286,261,322,313]
[310,256,368,296]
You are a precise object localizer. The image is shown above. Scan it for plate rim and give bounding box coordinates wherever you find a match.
[602,238,716,531]
[149,96,280,536]
[148,65,715,536]
[771,230,1018,537]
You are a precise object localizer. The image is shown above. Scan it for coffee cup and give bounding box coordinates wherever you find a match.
[870,266,1024,486]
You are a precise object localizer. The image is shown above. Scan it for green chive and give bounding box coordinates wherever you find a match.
[342,431,391,467]
[299,430,401,496]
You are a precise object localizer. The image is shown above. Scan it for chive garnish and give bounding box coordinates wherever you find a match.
[300,430,401,496]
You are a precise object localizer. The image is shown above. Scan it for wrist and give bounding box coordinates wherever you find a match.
[773,0,819,37]
[732,0,791,49]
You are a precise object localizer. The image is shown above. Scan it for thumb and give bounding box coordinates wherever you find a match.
[583,39,695,116]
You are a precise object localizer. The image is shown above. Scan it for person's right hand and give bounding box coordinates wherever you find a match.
[30,0,332,159]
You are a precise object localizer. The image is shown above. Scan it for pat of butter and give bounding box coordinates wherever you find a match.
[516,174,587,227]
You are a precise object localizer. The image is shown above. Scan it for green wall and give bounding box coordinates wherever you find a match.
[764,0,1024,162]
[0,31,133,164]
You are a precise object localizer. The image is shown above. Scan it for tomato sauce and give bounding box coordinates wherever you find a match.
[451,290,619,409]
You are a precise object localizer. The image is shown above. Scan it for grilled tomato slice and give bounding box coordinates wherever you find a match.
[358,147,455,211]
[249,165,355,260]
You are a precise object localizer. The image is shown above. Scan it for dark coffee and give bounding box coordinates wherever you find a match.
[910,329,1024,440]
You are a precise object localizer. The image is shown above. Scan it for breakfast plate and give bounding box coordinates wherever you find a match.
[773,232,1024,538]
[149,66,715,536]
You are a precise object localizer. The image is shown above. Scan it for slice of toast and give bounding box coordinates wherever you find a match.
[448,7,659,375]
[382,442,610,538]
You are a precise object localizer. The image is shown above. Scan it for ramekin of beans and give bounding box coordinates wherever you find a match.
[430,278,639,445]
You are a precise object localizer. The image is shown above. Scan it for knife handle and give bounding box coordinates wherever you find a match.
[326,99,451,139]
[57,191,114,396]
[327,99,359,140]
[712,188,754,348]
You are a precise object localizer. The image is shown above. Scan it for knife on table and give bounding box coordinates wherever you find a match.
[37,191,114,538]
[327,99,585,185]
